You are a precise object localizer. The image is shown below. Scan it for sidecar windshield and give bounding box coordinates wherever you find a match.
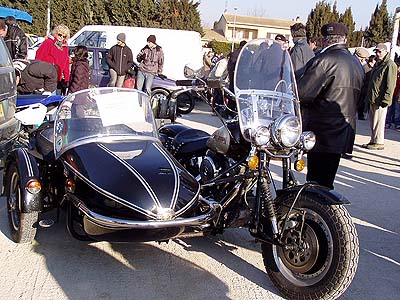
[234,39,300,142]
[54,88,158,158]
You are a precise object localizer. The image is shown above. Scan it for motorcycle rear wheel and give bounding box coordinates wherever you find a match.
[262,195,359,300]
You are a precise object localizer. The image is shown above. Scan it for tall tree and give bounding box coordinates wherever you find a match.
[339,7,356,46]
[364,1,393,47]
[331,1,339,22]
[306,1,333,39]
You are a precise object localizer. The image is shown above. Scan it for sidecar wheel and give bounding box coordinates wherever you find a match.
[262,196,359,300]
[6,163,39,243]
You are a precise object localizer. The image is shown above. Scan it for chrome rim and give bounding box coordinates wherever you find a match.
[178,94,191,110]
[152,92,168,102]
[273,208,333,287]
[8,172,21,231]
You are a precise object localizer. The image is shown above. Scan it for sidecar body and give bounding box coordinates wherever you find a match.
[3,88,220,243]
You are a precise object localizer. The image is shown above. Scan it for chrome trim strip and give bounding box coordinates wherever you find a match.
[21,149,33,177]
[98,144,161,207]
[63,161,157,219]
[153,142,179,209]
[68,193,221,229]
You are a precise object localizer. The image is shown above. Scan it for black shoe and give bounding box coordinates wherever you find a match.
[358,116,366,120]
[341,153,353,159]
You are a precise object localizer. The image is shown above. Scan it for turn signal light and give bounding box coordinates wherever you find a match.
[294,159,306,172]
[248,155,259,170]
[26,180,42,194]
[65,178,76,193]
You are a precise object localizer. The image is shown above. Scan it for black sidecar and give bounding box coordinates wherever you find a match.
[2,88,220,243]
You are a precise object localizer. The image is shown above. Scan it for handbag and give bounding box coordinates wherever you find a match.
[123,77,135,89]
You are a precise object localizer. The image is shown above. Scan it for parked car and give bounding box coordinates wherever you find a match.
[0,38,19,164]
[69,46,194,114]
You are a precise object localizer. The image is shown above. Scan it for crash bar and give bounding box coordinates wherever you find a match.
[68,193,221,229]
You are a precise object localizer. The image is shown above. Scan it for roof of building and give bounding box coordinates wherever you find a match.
[222,14,297,29]
[202,28,228,42]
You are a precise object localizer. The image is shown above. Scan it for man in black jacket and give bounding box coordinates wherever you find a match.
[0,19,27,59]
[296,22,365,189]
[106,33,134,87]
[14,59,58,94]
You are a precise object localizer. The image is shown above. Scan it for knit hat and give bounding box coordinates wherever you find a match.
[117,33,126,43]
[147,34,156,44]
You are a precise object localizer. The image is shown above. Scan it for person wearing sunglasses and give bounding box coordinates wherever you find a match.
[362,43,397,150]
[36,24,71,95]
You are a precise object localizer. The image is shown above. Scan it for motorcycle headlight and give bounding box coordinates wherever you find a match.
[271,115,301,148]
[300,131,316,151]
[254,126,270,145]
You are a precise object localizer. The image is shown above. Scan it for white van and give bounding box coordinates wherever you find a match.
[69,25,203,80]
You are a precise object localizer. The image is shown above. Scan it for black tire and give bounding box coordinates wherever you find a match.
[6,163,39,243]
[262,194,359,300]
[177,92,195,114]
[151,89,170,118]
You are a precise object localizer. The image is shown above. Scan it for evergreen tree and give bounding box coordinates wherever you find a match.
[306,1,333,39]
[364,1,393,47]
[339,7,356,46]
[331,1,339,22]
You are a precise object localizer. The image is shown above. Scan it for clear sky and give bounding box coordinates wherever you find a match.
[197,0,399,29]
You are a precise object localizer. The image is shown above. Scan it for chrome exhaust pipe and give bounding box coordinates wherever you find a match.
[68,193,221,230]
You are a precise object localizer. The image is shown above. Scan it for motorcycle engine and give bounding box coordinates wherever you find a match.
[199,151,230,182]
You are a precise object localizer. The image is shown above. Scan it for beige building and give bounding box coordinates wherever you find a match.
[214,14,298,44]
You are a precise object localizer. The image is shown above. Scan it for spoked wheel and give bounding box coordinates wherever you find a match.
[6,163,39,243]
[177,92,195,114]
[262,195,359,300]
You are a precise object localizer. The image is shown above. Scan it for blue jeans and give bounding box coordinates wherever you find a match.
[136,70,154,95]
[385,96,400,126]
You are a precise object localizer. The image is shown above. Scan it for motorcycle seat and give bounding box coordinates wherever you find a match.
[173,128,210,157]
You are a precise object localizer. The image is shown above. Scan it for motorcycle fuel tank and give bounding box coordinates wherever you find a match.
[62,140,200,219]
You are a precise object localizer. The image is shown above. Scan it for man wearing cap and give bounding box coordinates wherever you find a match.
[289,23,314,79]
[136,34,164,95]
[296,22,365,189]
[106,33,133,87]
[362,43,397,150]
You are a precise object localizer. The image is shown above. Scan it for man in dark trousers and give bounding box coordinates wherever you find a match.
[296,22,365,189]
[106,33,133,87]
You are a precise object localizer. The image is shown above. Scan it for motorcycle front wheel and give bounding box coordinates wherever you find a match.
[262,194,359,300]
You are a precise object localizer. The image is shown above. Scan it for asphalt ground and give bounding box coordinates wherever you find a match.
[0,101,399,300]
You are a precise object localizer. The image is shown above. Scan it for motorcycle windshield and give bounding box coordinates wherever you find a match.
[54,88,158,159]
[234,39,300,142]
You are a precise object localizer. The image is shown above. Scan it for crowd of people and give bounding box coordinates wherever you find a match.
[0,17,165,96]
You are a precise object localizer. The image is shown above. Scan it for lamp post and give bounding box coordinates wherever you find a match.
[390,7,400,60]
[231,7,238,52]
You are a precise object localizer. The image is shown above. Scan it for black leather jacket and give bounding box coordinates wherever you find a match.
[297,43,365,154]
[4,24,27,59]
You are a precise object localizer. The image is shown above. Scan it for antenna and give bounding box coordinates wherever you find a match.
[224,0,228,13]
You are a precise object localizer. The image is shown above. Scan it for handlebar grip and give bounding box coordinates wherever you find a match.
[175,79,197,86]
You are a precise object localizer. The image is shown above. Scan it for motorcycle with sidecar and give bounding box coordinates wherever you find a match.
[2,39,359,300]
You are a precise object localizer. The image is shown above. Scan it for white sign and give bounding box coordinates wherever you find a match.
[94,92,145,127]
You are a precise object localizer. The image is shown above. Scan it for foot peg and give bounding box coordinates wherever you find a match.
[39,219,55,228]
